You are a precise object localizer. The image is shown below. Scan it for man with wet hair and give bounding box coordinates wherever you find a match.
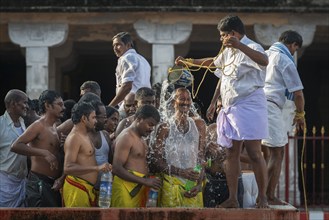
[151,87,206,207]
[111,105,161,207]
[0,89,28,207]
[62,101,111,207]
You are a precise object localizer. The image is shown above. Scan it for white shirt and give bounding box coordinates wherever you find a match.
[214,36,267,107]
[264,50,304,109]
[115,48,151,94]
[0,111,27,179]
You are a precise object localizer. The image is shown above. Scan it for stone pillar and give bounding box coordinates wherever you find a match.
[254,24,316,57]
[134,20,192,84]
[8,23,68,99]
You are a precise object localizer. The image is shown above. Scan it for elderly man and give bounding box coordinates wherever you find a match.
[0,89,28,207]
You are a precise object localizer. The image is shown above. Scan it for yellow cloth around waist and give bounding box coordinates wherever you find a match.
[111,170,147,208]
[160,174,203,208]
[62,175,96,207]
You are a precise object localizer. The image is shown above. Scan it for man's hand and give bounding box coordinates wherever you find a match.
[144,177,162,190]
[206,103,216,121]
[98,162,112,173]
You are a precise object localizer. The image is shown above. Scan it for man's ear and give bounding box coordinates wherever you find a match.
[45,101,51,110]
[81,115,87,124]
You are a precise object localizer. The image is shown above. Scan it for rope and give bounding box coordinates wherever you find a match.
[167,44,236,99]
[297,111,308,220]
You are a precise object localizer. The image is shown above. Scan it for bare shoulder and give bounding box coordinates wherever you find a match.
[207,123,217,132]
[57,119,73,135]
[193,118,206,130]
[64,131,83,148]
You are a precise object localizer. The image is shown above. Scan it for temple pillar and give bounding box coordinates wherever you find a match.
[8,23,68,99]
[134,20,192,84]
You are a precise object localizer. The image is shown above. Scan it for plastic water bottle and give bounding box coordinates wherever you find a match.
[185,164,202,191]
[146,176,158,207]
[98,171,112,208]
[146,188,158,207]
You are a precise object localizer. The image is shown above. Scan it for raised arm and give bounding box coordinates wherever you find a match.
[109,82,132,107]
[11,121,58,170]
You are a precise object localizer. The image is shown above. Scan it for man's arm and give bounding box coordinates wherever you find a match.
[206,79,221,121]
[11,121,58,169]
[224,35,268,66]
[112,132,160,188]
[293,90,305,131]
[109,81,132,107]
[115,117,129,137]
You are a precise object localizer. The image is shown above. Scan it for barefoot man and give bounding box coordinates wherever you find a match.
[175,15,269,208]
[62,101,111,207]
[111,105,162,207]
[11,90,66,207]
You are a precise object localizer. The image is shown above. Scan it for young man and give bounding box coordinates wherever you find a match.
[175,15,269,208]
[151,88,206,208]
[62,102,111,207]
[111,105,161,207]
[88,100,113,189]
[262,30,305,205]
[109,32,151,108]
[0,89,28,207]
[11,90,65,207]
[115,87,155,136]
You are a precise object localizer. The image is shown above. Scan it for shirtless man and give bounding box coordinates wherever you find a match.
[111,105,162,207]
[62,101,111,207]
[11,90,65,207]
[115,87,155,136]
[151,87,206,207]
[118,92,136,120]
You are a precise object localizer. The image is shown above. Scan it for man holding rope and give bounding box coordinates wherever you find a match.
[175,15,269,208]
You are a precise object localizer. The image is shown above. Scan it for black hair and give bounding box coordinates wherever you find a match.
[80,81,101,96]
[89,99,105,116]
[105,106,119,118]
[135,87,155,101]
[38,90,61,114]
[61,99,77,122]
[279,30,303,48]
[135,105,160,123]
[27,99,39,112]
[71,101,95,124]
[78,92,101,103]
[112,32,134,48]
[152,82,162,98]
[217,15,245,35]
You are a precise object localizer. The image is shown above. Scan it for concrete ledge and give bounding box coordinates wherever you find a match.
[0,205,299,220]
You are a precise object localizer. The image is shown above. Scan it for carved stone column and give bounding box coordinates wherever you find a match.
[134,20,192,84]
[254,24,316,59]
[8,23,68,99]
